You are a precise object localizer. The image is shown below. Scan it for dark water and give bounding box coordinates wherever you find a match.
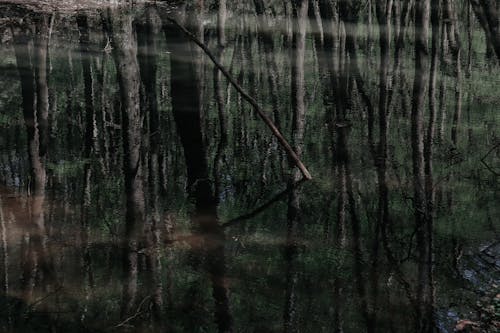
[0,1,499,332]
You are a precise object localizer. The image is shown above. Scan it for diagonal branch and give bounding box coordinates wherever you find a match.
[165,16,313,180]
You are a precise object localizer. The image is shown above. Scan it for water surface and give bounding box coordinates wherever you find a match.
[0,1,499,332]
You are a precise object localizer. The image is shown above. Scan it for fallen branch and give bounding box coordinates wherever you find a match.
[165,17,312,180]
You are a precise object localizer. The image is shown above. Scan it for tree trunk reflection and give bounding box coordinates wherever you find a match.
[164,6,233,331]
[108,7,145,318]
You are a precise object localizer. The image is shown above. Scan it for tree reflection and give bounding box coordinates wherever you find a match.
[0,1,498,332]
[164,4,233,332]
[12,14,54,305]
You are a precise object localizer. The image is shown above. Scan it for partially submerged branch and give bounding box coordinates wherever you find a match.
[165,17,313,181]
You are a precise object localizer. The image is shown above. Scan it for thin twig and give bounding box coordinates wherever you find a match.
[27,286,64,309]
[109,296,151,330]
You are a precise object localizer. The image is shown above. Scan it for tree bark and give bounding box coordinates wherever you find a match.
[136,7,163,327]
[108,8,145,318]
[163,7,233,331]
[411,0,434,331]
[284,2,308,332]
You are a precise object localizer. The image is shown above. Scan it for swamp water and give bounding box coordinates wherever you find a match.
[0,1,499,332]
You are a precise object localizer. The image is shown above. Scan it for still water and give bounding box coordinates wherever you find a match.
[0,1,499,332]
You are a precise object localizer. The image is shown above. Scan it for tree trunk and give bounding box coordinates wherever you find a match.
[136,7,164,327]
[163,6,233,331]
[108,8,145,318]
[34,15,50,158]
[411,0,434,331]
[284,2,308,332]
[76,13,96,298]
[470,0,500,61]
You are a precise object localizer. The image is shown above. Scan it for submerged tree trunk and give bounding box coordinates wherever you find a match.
[284,2,308,332]
[254,0,283,127]
[136,8,164,327]
[0,193,8,302]
[34,15,50,159]
[372,1,393,328]
[290,0,308,161]
[163,6,233,331]
[76,13,96,301]
[411,0,435,331]
[470,0,500,61]
[214,0,228,142]
[443,0,462,146]
[12,25,46,196]
[12,17,53,303]
[338,1,376,151]
[108,8,145,318]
